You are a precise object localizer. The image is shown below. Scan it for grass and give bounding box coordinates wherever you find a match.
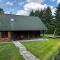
[0,43,24,60]
[22,38,60,60]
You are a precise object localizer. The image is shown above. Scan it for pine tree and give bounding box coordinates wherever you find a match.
[29,10,35,16]
[45,7,53,24]
[54,3,60,35]
[0,8,4,14]
[42,7,53,34]
[29,7,54,34]
[34,10,40,16]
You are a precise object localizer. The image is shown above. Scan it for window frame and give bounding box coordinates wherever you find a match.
[1,32,8,38]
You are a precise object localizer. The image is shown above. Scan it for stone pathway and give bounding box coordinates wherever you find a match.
[13,41,40,60]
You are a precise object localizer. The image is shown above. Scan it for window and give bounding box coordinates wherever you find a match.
[1,32,8,38]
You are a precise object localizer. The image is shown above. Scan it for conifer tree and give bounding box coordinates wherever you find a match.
[54,3,60,35]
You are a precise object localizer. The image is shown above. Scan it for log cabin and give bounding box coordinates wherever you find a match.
[0,14,47,41]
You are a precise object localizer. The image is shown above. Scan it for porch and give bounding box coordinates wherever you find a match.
[11,31,41,40]
[0,31,44,41]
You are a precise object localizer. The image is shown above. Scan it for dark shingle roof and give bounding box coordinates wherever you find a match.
[0,14,47,31]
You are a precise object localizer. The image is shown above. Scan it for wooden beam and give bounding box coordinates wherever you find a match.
[28,32,29,39]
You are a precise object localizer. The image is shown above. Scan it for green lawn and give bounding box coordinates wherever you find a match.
[22,38,60,60]
[0,43,24,60]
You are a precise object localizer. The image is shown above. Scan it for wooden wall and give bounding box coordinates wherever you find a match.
[0,32,11,42]
[0,31,41,41]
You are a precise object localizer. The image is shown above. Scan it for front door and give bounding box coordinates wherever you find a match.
[12,32,24,40]
[13,32,21,40]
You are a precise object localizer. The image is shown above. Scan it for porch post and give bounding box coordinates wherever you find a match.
[39,31,41,37]
[8,32,11,41]
[43,30,44,38]
[28,31,29,39]
[0,32,1,40]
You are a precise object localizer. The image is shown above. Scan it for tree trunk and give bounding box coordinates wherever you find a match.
[53,28,57,38]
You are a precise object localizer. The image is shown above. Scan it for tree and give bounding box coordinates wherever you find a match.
[29,7,54,34]
[29,10,45,24]
[39,10,45,22]
[0,8,4,14]
[34,10,40,17]
[29,10,35,16]
[45,7,53,25]
[41,7,53,34]
[54,3,60,36]
[39,9,48,26]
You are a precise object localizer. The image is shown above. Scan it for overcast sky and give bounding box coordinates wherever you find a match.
[0,0,60,15]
